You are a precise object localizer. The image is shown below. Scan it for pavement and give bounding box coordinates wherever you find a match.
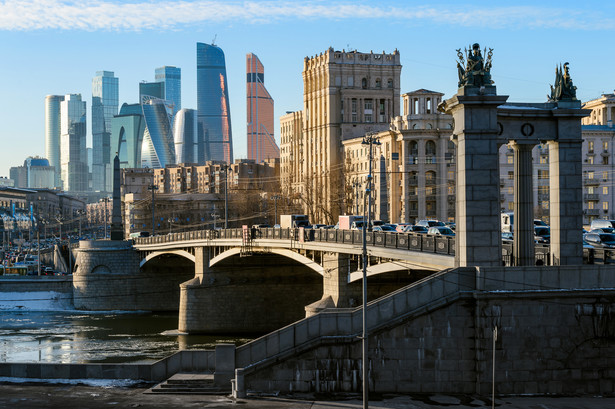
[2,383,615,409]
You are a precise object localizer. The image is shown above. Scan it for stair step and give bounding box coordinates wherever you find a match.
[146,373,229,395]
[147,384,229,395]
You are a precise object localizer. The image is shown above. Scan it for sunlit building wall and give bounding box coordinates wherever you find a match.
[196,42,233,164]
[45,95,64,188]
[247,53,279,163]
[92,71,119,192]
[140,97,176,169]
[60,94,88,192]
[173,109,198,164]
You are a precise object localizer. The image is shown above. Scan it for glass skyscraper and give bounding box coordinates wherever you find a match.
[140,97,176,169]
[173,108,198,164]
[45,95,64,188]
[111,103,146,169]
[155,66,181,117]
[247,53,279,163]
[92,71,119,192]
[139,81,165,101]
[60,94,88,192]
[197,42,233,164]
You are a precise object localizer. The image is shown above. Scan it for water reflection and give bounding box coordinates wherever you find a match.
[0,311,252,363]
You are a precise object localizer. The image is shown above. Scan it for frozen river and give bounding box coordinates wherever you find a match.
[0,291,252,363]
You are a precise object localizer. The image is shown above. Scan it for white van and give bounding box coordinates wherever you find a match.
[590,219,615,230]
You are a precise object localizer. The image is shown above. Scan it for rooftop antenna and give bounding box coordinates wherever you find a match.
[212,34,217,46]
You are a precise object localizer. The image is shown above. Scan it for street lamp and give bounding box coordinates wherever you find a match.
[271,195,281,226]
[360,131,381,409]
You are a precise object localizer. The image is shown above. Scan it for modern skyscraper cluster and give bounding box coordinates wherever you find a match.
[246,53,279,163]
[37,42,284,194]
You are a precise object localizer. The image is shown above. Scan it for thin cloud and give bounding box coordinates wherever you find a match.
[0,0,613,31]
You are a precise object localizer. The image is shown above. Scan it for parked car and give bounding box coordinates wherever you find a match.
[416,220,445,228]
[584,233,615,249]
[410,225,428,234]
[534,226,550,244]
[590,219,615,231]
[502,232,514,243]
[396,223,413,233]
[427,226,455,236]
[589,228,615,234]
[373,224,397,232]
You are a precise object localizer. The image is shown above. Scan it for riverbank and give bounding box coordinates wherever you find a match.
[1,383,615,409]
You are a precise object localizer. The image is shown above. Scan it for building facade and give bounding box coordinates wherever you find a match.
[247,53,279,163]
[45,95,64,188]
[111,103,146,169]
[155,66,181,117]
[9,157,55,189]
[280,111,303,205]
[60,94,88,192]
[173,108,199,165]
[197,42,233,164]
[280,48,402,223]
[140,97,176,169]
[92,71,119,192]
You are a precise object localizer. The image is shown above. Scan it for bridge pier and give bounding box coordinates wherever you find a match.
[178,247,323,334]
[320,252,361,308]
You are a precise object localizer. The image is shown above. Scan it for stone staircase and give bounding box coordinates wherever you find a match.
[147,373,229,395]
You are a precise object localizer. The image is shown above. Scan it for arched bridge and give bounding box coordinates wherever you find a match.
[133,227,456,276]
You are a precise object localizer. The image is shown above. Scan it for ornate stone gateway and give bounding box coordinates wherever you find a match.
[442,45,589,267]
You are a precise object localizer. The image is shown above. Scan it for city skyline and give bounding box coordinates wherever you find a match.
[1,0,615,177]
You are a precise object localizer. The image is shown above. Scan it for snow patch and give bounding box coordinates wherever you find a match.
[0,291,73,311]
[0,376,145,387]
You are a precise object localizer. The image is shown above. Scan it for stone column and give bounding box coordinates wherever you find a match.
[511,142,535,266]
[321,252,359,308]
[417,139,426,220]
[443,87,508,267]
[549,139,583,265]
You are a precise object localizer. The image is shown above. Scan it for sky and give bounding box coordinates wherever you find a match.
[1,0,615,177]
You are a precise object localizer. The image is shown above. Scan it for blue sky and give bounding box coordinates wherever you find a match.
[1,0,615,177]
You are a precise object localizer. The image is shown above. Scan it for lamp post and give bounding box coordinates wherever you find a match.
[147,183,158,236]
[222,164,230,229]
[360,131,381,409]
[272,195,281,226]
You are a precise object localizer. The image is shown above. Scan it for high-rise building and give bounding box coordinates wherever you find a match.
[140,97,176,169]
[155,66,181,117]
[111,103,146,169]
[92,71,119,192]
[280,48,401,223]
[45,95,64,188]
[246,53,279,163]
[139,81,165,101]
[60,94,88,192]
[197,42,233,164]
[173,108,199,164]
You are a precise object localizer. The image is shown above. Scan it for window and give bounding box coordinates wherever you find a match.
[604,141,609,151]
[348,77,353,87]
[588,156,594,164]
[604,186,609,195]
[375,78,381,88]
[362,78,367,89]
[604,202,609,211]
[387,79,393,88]
[351,99,357,122]
[588,186,594,194]
[538,170,549,179]
[589,201,595,209]
[588,171,595,179]
[588,141,594,152]
[603,156,609,165]
[508,202,514,210]
[508,187,513,194]
[540,156,548,164]
[425,140,436,155]
[508,171,514,180]
[448,185,455,195]
[604,171,609,181]
[507,156,513,164]
[541,201,549,210]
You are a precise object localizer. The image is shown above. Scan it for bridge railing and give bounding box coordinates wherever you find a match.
[135,227,456,256]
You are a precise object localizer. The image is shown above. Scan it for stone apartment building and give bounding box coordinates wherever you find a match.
[283,48,401,224]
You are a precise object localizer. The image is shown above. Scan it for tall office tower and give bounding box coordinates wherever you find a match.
[173,109,198,164]
[111,103,146,169]
[155,66,181,117]
[299,48,401,222]
[246,53,279,163]
[140,97,176,169]
[139,81,165,101]
[196,42,233,163]
[45,95,64,188]
[92,71,119,192]
[60,94,88,192]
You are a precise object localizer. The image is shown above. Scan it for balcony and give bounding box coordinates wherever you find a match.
[584,194,600,201]
[584,177,601,186]
[585,209,600,216]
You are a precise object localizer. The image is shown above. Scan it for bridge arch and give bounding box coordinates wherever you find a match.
[140,250,196,268]
[210,248,325,276]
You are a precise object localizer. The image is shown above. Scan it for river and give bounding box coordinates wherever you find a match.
[0,291,253,364]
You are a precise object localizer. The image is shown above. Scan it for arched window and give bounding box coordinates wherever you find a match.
[425,140,436,155]
[387,78,393,88]
[375,78,381,88]
[409,141,418,164]
[362,78,367,89]
[426,170,436,184]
